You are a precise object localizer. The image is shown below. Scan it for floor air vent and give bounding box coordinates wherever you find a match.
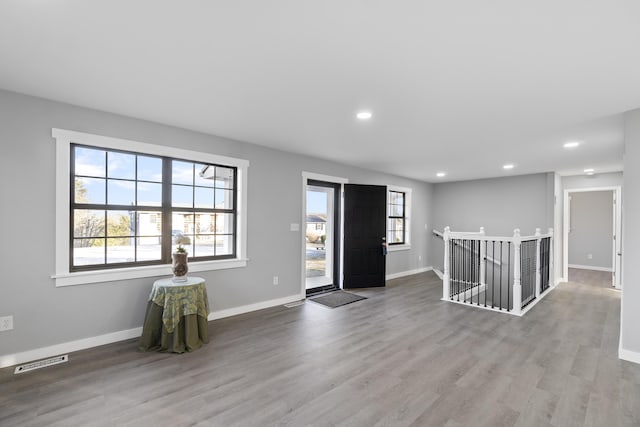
[14,355,68,374]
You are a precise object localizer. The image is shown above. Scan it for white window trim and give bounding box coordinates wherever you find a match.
[52,128,250,287]
[387,185,412,252]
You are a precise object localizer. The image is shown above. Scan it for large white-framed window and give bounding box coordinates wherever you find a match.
[52,128,249,286]
[387,185,411,251]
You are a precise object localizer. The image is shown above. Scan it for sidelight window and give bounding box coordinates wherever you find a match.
[387,186,412,250]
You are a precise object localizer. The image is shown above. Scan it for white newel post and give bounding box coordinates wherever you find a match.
[443,226,451,300]
[479,227,486,286]
[535,228,541,299]
[512,229,522,315]
[548,227,554,287]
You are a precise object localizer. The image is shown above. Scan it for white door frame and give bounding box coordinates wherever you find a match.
[563,186,622,289]
[301,172,348,298]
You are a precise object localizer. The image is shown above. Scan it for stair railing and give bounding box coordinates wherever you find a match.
[440,226,554,316]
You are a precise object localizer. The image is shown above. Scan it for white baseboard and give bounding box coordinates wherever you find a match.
[386,266,433,281]
[0,327,142,369]
[208,294,303,321]
[619,347,640,365]
[433,268,443,280]
[0,294,304,370]
[568,264,613,272]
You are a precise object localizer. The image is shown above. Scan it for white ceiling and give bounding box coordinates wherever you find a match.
[1,1,639,182]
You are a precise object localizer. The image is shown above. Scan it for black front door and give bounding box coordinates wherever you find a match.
[344,184,387,288]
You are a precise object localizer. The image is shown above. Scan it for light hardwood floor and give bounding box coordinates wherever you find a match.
[1,270,639,426]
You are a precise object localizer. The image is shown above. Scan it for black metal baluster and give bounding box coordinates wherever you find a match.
[465,239,468,302]
[476,240,480,306]
[492,241,495,308]
[499,241,503,310]
[468,239,471,302]
[457,239,460,301]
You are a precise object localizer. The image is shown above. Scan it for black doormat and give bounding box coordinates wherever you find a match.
[309,291,367,308]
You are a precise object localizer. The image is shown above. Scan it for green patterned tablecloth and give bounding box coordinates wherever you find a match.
[148,277,210,333]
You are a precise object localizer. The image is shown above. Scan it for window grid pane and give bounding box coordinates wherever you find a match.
[71,144,237,270]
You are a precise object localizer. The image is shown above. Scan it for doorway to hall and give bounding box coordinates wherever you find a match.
[563,187,622,288]
[305,179,341,295]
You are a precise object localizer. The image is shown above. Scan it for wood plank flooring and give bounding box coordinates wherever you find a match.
[1,270,639,426]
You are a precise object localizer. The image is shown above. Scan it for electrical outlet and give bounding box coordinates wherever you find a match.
[418,255,422,261]
[0,316,13,332]
[587,254,593,260]
[273,276,279,285]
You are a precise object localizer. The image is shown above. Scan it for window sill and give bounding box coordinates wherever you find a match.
[388,244,411,252]
[52,258,248,287]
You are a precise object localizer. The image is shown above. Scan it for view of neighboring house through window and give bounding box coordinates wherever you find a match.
[387,190,406,245]
[71,144,236,270]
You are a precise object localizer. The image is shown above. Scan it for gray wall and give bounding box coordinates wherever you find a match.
[0,89,432,357]
[568,191,613,269]
[622,109,640,358]
[556,172,623,278]
[428,173,554,271]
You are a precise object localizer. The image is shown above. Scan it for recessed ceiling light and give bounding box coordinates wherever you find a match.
[436,172,446,178]
[564,141,581,148]
[356,111,372,120]
[503,164,515,170]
